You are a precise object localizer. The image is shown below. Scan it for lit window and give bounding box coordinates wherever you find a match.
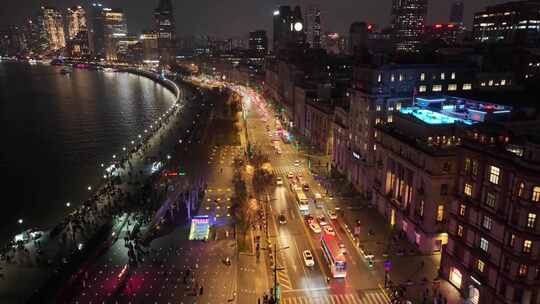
[527,213,537,229]
[432,84,442,92]
[451,72,456,80]
[488,80,494,86]
[419,200,425,217]
[481,82,486,87]
[399,73,404,81]
[419,85,427,92]
[448,84,457,91]
[459,204,466,216]
[375,118,381,124]
[523,240,532,253]
[420,73,426,81]
[441,72,445,80]
[509,234,516,247]
[464,158,471,173]
[463,83,472,90]
[532,186,540,202]
[373,144,377,151]
[518,264,528,277]
[517,182,525,197]
[391,74,395,82]
[436,205,444,222]
[482,215,493,230]
[485,192,497,208]
[376,105,381,111]
[457,225,464,237]
[377,73,382,83]
[501,79,506,86]
[396,103,401,111]
[489,166,500,184]
[464,183,473,197]
[387,115,393,123]
[477,260,485,273]
[480,237,489,252]
[472,160,478,176]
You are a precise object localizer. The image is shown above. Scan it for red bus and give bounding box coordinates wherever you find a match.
[321,233,347,278]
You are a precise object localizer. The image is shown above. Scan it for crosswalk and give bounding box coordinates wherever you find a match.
[273,166,305,176]
[281,290,390,304]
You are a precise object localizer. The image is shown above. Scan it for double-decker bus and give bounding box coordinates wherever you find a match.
[321,233,347,278]
[295,189,309,213]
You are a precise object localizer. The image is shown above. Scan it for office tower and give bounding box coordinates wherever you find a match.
[66,6,87,39]
[390,0,428,52]
[273,5,305,52]
[249,30,268,57]
[154,0,176,64]
[140,31,159,62]
[349,22,369,55]
[90,4,127,61]
[449,1,464,25]
[40,6,66,51]
[305,4,321,48]
[473,0,540,47]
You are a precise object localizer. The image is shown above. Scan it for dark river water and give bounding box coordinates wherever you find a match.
[0,62,176,241]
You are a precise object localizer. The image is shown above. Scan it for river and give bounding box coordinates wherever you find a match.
[0,62,176,241]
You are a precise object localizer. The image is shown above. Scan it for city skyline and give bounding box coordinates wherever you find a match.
[0,0,517,37]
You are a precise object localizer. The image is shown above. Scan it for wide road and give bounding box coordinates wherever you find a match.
[241,87,391,304]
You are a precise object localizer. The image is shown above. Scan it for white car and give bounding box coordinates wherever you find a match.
[276,177,283,186]
[309,222,321,233]
[317,215,328,226]
[329,211,338,220]
[314,192,323,199]
[303,250,315,267]
[323,225,336,236]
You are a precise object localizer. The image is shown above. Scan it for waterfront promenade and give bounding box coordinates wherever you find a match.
[0,69,190,303]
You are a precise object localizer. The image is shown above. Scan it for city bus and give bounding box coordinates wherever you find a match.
[295,189,309,213]
[321,233,347,278]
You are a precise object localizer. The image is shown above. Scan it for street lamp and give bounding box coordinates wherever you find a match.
[87,186,92,191]
[18,219,23,225]
[112,154,116,159]
[100,163,104,168]
[66,202,71,207]
[122,147,126,152]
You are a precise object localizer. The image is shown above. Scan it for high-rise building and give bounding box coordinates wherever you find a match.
[473,0,540,47]
[305,4,321,48]
[273,5,305,53]
[89,4,127,60]
[66,6,87,39]
[40,6,66,51]
[140,31,159,62]
[390,0,428,52]
[154,0,176,64]
[249,30,268,57]
[449,0,464,25]
[349,22,370,55]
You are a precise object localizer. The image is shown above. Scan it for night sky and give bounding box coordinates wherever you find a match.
[1,0,510,37]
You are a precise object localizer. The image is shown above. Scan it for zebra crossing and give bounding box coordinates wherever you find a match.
[281,290,390,304]
[272,166,305,176]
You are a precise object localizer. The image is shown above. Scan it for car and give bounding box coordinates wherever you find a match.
[317,215,328,226]
[329,210,338,220]
[276,177,283,185]
[278,214,287,224]
[287,171,294,179]
[339,243,347,255]
[303,250,315,267]
[314,192,323,199]
[304,214,314,224]
[309,222,322,233]
[323,225,336,236]
[294,160,301,167]
[302,184,310,191]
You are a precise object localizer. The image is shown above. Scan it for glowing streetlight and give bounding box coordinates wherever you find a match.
[100,163,104,167]
[144,129,148,133]
[66,202,71,207]
[122,147,126,151]
[167,154,171,160]
[131,140,135,144]
[87,186,92,191]
[138,134,142,138]
[18,219,23,224]
[112,154,116,159]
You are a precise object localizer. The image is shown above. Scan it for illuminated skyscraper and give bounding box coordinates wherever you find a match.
[154,0,176,64]
[66,6,87,39]
[90,4,127,60]
[390,0,428,52]
[249,30,268,57]
[305,4,321,48]
[40,6,66,51]
[140,31,159,62]
[272,5,305,52]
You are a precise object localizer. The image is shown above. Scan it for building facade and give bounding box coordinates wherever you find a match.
[40,6,66,51]
[450,0,465,25]
[273,6,305,53]
[66,6,86,40]
[154,0,176,64]
[473,0,540,47]
[249,30,268,57]
[390,0,428,52]
[441,121,540,304]
[305,4,321,49]
[141,31,159,62]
